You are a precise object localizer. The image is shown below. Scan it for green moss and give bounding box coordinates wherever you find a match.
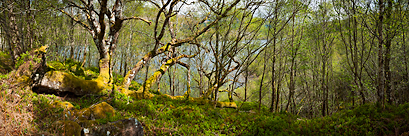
[48,61,65,71]
[120,88,154,99]
[16,75,31,85]
[91,102,116,119]
[216,101,237,108]
[75,102,116,122]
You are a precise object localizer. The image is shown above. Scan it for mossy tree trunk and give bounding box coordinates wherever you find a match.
[136,54,195,97]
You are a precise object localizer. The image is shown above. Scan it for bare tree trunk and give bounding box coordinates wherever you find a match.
[259,49,267,111]
[270,35,276,112]
[244,69,248,102]
[69,10,75,60]
[81,44,87,67]
[377,0,385,106]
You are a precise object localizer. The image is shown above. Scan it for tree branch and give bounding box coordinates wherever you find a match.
[123,16,152,25]
[59,9,92,31]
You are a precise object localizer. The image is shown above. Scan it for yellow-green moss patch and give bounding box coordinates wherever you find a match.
[75,102,116,120]
[216,101,237,108]
[120,88,154,99]
[91,102,115,119]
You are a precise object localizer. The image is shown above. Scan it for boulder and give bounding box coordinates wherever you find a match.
[82,118,144,136]
[32,71,109,96]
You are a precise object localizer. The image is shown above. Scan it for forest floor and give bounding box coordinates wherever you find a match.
[0,51,409,135]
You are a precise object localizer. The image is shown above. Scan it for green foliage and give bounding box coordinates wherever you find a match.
[47,59,99,80]
[15,51,31,69]
[238,101,269,111]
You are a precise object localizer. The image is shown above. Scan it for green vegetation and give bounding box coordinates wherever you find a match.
[1,0,409,135]
[4,85,409,135]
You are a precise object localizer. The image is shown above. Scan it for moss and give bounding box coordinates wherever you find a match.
[96,57,111,84]
[52,101,74,110]
[52,120,81,136]
[164,94,186,100]
[75,102,116,121]
[76,107,91,120]
[84,69,98,80]
[16,75,31,85]
[91,102,116,120]
[48,61,65,71]
[120,88,154,99]
[190,97,208,105]
[216,101,237,109]
[36,45,48,53]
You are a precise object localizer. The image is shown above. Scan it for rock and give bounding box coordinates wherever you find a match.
[82,118,144,136]
[52,120,81,136]
[77,102,115,120]
[90,102,115,119]
[32,70,109,96]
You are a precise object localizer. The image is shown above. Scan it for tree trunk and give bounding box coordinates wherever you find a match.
[270,35,277,112]
[377,0,385,106]
[259,49,267,111]
[136,55,192,95]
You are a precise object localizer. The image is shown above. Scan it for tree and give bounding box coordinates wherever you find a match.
[59,0,152,86]
[363,0,401,105]
[333,0,374,105]
[310,0,335,116]
[121,0,241,91]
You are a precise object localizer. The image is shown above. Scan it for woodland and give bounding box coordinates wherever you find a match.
[0,0,409,135]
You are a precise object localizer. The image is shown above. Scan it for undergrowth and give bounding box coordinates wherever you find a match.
[1,54,409,135]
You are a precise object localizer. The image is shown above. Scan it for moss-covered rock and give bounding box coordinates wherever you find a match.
[91,102,115,119]
[77,102,115,120]
[52,120,81,136]
[33,70,109,96]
